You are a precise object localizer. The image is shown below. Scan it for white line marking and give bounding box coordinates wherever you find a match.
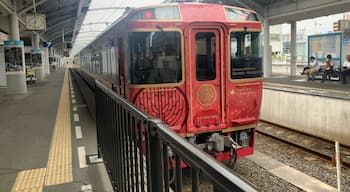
[75,126,83,139]
[77,146,88,168]
[73,106,77,112]
[81,184,92,192]
[71,95,75,98]
[74,113,80,122]
[72,99,76,104]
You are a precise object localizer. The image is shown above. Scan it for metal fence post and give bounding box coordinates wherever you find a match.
[149,125,163,192]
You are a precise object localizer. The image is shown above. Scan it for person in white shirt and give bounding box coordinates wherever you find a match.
[340,55,350,84]
[305,56,320,80]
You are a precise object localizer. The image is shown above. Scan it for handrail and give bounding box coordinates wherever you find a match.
[94,79,257,192]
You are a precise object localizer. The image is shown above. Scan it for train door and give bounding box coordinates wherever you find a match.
[188,27,224,133]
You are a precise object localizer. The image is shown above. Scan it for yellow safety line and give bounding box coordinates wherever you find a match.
[11,168,46,192]
[11,69,73,191]
[44,69,73,186]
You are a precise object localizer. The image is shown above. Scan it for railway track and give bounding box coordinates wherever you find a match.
[257,121,350,168]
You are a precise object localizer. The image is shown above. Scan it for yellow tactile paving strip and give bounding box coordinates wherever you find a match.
[12,69,73,192]
[44,69,72,186]
[11,168,46,192]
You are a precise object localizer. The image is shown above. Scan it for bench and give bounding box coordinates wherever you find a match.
[303,67,340,81]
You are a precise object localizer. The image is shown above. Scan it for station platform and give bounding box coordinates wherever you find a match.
[260,74,350,147]
[0,67,112,192]
[264,75,350,97]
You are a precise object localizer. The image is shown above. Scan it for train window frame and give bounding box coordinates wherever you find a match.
[127,30,184,87]
[229,30,263,80]
[110,46,117,81]
[130,6,181,21]
[224,7,259,22]
[195,32,216,81]
[102,48,108,78]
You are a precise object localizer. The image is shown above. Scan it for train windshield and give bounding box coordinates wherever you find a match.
[230,32,263,79]
[128,31,182,85]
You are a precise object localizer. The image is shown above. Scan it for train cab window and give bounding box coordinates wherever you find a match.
[128,31,182,85]
[195,32,216,81]
[230,32,263,79]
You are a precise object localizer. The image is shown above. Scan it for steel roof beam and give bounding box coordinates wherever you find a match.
[46,26,74,41]
[267,0,350,24]
[229,0,264,17]
[49,29,74,42]
[43,18,75,33]
[81,22,111,26]
[88,7,127,11]
[46,5,77,19]
[17,0,48,15]
[0,1,25,25]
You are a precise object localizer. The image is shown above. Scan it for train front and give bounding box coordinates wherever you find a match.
[127,3,263,163]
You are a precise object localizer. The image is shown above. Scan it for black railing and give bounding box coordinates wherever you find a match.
[95,80,257,192]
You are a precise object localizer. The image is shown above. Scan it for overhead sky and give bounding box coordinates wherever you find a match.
[71,0,163,56]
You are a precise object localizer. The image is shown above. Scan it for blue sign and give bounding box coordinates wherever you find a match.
[4,40,24,46]
[345,38,350,45]
[31,49,43,53]
[43,41,52,48]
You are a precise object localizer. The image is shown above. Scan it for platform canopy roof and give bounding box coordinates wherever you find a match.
[0,0,90,53]
[223,0,350,25]
[2,0,350,56]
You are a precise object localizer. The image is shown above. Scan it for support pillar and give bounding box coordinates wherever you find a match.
[290,21,297,77]
[6,0,27,94]
[32,32,44,80]
[43,47,50,76]
[0,46,6,86]
[9,5,19,41]
[263,17,272,77]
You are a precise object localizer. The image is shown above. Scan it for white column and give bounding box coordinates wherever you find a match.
[290,21,297,77]
[263,18,272,77]
[32,32,44,80]
[0,47,6,86]
[43,47,50,76]
[9,2,19,41]
[34,33,40,49]
[6,0,27,94]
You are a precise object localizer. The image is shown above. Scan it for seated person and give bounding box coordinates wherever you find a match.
[340,55,350,84]
[301,56,316,75]
[305,57,320,80]
[321,55,334,83]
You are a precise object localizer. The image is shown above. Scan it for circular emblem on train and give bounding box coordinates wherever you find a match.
[134,87,188,127]
[196,85,217,106]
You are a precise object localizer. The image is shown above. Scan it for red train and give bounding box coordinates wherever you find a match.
[75,2,263,164]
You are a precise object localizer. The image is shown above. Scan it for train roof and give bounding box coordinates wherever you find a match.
[76,2,260,55]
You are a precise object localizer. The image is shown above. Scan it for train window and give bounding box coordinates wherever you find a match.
[128,31,182,85]
[110,47,117,81]
[102,50,108,78]
[131,6,180,20]
[96,52,102,74]
[195,32,216,81]
[225,8,258,21]
[230,32,263,79]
